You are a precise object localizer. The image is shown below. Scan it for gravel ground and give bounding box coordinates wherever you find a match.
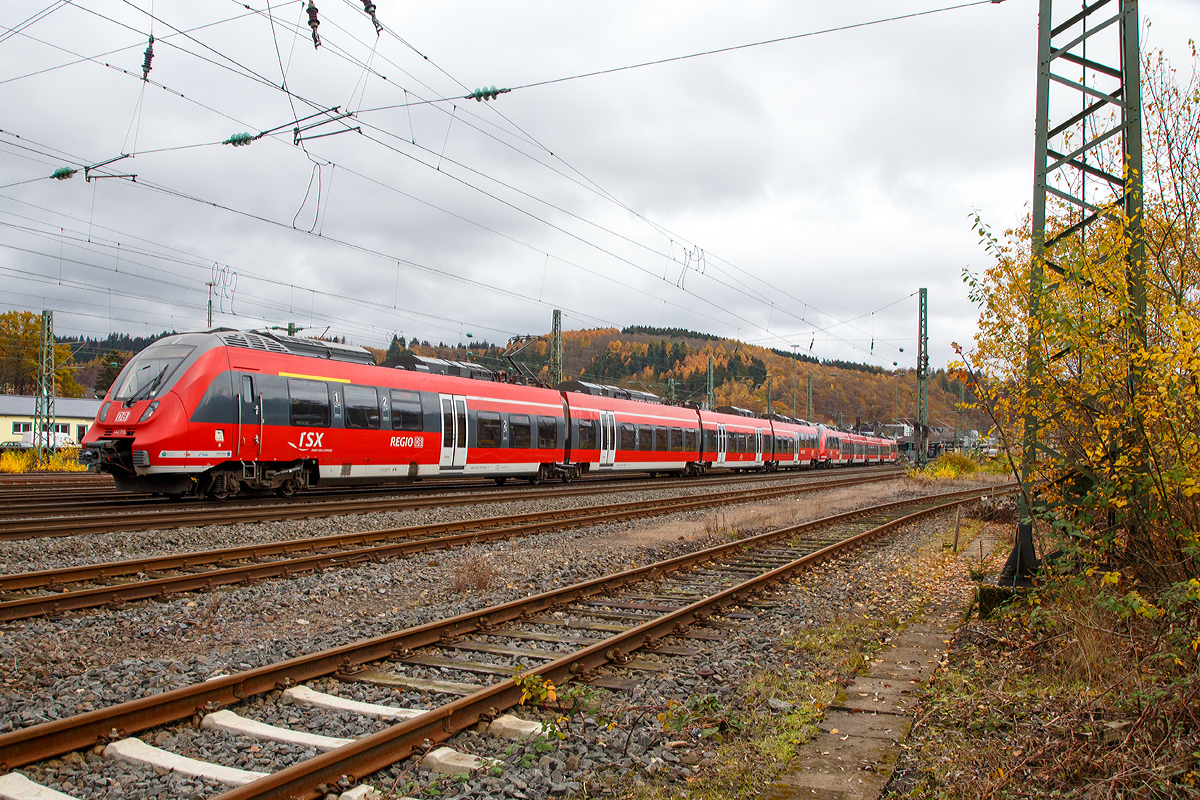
[0,474,1006,799]
[0,473,884,575]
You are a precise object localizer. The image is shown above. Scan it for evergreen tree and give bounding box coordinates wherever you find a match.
[93,351,129,393]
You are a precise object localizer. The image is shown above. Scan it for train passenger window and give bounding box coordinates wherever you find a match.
[671,428,683,451]
[537,416,557,449]
[684,429,697,453]
[578,419,597,450]
[621,423,636,451]
[343,385,380,429]
[639,425,652,450]
[390,390,423,431]
[476,412,502,448]
[442,399,454,447]
[288,379,330,427]
[510,415,531,449]
[703,429,715,452]
[654,427,668,451]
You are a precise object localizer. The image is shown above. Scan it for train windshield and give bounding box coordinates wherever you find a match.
[112,345,195,403]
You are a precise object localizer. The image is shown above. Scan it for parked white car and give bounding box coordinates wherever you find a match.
[21,431,77,449]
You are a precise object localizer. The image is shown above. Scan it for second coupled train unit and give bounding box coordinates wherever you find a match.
[81,329,898,498]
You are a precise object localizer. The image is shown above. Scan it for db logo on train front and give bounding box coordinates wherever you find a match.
[390,435,424,448]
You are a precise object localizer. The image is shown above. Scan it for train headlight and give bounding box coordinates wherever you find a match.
[99,401,111,422]
[138,401,160,423]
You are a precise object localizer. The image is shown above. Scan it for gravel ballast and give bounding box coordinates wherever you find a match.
[0,475,1005,799]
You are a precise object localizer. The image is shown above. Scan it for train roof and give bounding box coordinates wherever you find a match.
[391,351,494,381]
[213,329,376,365]
[555,379,661,404]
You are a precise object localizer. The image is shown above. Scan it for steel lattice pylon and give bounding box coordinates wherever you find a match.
[549,309,563,387]
[916,288,929,469]
[32,310,55,464]
[1005,0,1145,584]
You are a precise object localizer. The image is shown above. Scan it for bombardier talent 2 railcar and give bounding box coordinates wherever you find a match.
[81,329,897,498]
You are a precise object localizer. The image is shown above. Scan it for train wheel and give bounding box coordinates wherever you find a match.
[275,479,296,497]
[206,471,237,500]
[494,476,508,486]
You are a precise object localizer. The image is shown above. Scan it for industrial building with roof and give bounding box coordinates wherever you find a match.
[0,395,103,445]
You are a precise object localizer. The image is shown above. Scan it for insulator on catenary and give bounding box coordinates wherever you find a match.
[141,35,154,80]
[223,133,256,147]
[465,85,510,102]
[307,0,321,48]
[51,167,77,180]
[362,0,382,33]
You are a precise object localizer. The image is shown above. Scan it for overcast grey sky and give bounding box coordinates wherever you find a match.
[1,0,1197,369]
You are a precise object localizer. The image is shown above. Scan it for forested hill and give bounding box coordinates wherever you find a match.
[405,326,987,431]
[30,318,981,430]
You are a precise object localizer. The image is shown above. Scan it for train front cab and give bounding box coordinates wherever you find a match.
[81,333,229,497]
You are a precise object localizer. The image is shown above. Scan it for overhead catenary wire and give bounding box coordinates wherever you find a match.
[0,0,974,357]
[10,7,815,344]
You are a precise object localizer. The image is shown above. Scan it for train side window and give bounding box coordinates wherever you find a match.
[703,429,715,452]
[510,415,531,449]
[537,416,557,449]
[343,385,380,429]
[654,426,668,451]
[684,428,696,453]
[639,425,652,450]
[671,427,683,451]
[442,398,454,447]
[288,379,330,427]
[620,423,636,451]
[390,390,423,431]
[477,411,502,448]
[578,419,597,450]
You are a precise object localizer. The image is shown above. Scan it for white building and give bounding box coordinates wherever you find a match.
[0,395,102,445]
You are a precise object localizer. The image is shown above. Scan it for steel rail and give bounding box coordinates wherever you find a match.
[216,488,1000,800]
[0,483,1011,773]
[0,472,901,620]
[0,467,901,540]
[0,467,892,515]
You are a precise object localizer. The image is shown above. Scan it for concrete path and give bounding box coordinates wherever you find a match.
[761,527,1002,799]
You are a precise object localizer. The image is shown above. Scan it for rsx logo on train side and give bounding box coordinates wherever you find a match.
[290,431,330,452]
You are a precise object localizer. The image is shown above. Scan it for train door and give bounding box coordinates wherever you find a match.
[236,374,261,460]
[793,432,800,465]
[755,428,763,464]
[439,394,468,469]
[716,424,727,464]
[599,411,616,468]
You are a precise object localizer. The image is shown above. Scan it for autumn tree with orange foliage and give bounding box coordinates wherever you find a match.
[956,46,1200,587]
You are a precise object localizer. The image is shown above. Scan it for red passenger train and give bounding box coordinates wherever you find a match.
[81,330,898,498]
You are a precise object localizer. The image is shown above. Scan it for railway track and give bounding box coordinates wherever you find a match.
[0,484,1011,800]
[0,471,908,621]
[0,466,902,540]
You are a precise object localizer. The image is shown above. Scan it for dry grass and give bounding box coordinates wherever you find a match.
[46,448,87,472]
[0,448,86,473]
[620,479,990,551]
[888,575,1200,800]
[0,450,33,473]
[450,550,499,593]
